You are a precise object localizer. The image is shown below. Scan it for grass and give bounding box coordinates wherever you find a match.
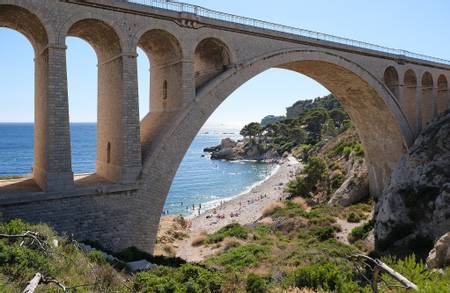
[206,223,248,244]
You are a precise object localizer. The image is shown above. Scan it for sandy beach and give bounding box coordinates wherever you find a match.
[174,156,301,262]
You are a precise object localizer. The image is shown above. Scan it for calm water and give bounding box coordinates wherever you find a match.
[0,123,274,216]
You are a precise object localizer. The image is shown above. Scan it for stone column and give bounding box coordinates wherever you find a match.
[96,53,141,184]
[33,45,73,191]
[120,53,142,183]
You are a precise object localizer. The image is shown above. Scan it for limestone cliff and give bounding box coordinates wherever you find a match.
[374,110,450,257]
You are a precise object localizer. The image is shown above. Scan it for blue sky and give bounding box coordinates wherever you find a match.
[1,0,449,126]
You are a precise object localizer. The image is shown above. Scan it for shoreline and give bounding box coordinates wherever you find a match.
[173,156,301,262]
[184,162,281,219]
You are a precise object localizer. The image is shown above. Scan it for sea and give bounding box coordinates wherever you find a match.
[0,123,276,216]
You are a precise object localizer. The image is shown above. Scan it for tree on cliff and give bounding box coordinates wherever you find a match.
[240,122,262,140]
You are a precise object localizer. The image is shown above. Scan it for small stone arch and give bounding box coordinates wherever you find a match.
[65,19,126,182]
[401,69,419,134]
[0,4,55,190]
[67,19,122,62]
[0,4,48,52]
[194,38,232,89]
[421,72,434,127]
[138,29,183,113]
[437,75,450,113]
[383,66,400,99]
[421,72,434,88]
[404,69,417,87]
[437,74,448,90]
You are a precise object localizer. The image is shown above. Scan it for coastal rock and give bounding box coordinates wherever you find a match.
[374,110,450,256]
[328,158,369,207]
[426,232,450,269]
[205,138,281,161]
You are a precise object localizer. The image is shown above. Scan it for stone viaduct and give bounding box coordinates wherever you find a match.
[1,0,449,253]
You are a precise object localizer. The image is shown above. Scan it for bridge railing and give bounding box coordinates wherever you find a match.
[128,0,450,66]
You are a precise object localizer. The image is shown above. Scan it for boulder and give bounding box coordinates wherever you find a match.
[374,110,450,256]
[328,158,369,207]
[426,232,450,269]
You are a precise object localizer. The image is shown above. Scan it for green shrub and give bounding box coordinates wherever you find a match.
[348,220,374,243]
[286,157,328,197]
[134,271,182,293]
[343,146,353,159]
[347,212,361,223]
[382,255,450,293]
[88,250,107,265]
[330,173,345,191]
[286,262,359,292]
[207,244,266,270]
[314,225,340,241]
[353,143,364,157]
[246,273,268,293]
[206,223,247,244]
[134,264,223,293]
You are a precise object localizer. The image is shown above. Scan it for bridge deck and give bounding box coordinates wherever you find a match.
[122,0,450,67]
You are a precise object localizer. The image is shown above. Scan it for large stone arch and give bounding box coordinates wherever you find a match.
[138,49,412,249]
[66,19,128,182]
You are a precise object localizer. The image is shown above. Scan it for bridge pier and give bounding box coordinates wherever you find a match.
[33,45,74,191]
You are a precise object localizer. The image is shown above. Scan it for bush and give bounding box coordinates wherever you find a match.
[343,146,353,159]
[208,244,266,270]
[134,264,223,293]
[348,220,374,243]
[286,262,359,292]
[286,157,328,197]
[347,212,361,223]
[382,255,450,293]
[246,273,268,293]
[206,223,248,244]
[88,250,107,265]
[314,225,340,241]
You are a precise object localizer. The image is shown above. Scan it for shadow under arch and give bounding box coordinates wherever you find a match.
[138,50,413,249]
[66,19,127,183]
[437,74,449,113]
[138,29,183,113]
[194,37,232,90]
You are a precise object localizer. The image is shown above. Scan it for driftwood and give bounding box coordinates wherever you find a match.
[352,254,418,292]
[0,231,48,253]
[22,273,43,293]
[22,273,69,293]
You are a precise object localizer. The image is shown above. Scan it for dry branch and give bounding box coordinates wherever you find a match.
[22,273,43,293]
[351,254,418,292]
[0,231,48,253]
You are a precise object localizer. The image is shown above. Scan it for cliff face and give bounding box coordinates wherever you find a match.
[375,110,450,256]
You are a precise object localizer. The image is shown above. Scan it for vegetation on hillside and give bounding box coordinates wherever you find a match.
[238,95,352,157]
